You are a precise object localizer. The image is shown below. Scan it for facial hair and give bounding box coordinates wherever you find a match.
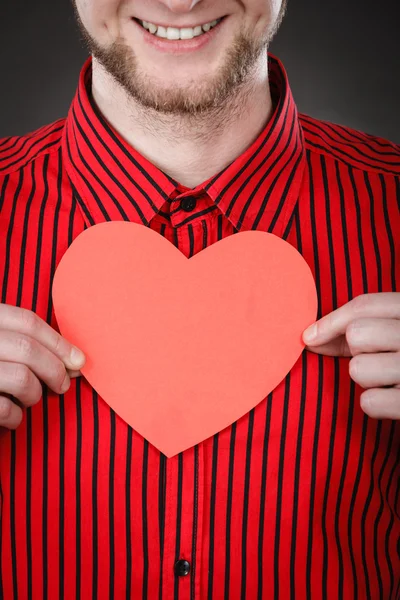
[72,2,287,118]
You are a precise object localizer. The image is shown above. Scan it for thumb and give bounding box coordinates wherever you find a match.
[305,334,352,357]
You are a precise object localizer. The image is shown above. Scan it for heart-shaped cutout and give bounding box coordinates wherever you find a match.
[52,222,317,457]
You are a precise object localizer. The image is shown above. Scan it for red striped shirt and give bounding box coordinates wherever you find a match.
[0,53,400,600]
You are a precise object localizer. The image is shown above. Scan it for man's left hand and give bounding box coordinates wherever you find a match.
[302,293,400,419]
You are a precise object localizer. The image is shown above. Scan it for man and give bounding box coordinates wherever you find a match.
[0,0,399,598]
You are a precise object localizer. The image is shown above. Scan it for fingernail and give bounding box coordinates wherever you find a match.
[70,346,86,367]
[303,323,318,343]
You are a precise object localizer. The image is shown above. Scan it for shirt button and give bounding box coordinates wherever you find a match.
[174,559,191,577]
[180,197,197,212]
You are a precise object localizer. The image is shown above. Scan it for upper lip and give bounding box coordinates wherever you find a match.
[133,16,225,29]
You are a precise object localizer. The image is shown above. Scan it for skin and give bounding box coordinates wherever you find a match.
[0,1,398,430]
[303,294,400,420]
[0,305,85,429]
[72,0,287,186]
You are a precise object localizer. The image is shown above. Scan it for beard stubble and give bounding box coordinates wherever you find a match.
[72,2,287,119]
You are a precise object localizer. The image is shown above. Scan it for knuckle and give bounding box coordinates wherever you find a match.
[0,397,13,421]
[52,333,63,356]
[351,294,370,314]
[20,309,38,334]
[16,334,35,359]
[13,364,32,390]
[346,320,362,344]
[324,311,339,333]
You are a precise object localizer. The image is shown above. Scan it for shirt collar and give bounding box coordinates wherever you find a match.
[63,53,306,235]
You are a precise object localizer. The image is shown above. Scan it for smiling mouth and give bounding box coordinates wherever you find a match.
[133,16,226,40]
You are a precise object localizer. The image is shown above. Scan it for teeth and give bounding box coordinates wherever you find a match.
[166,27,180,40]
[138,18,222,39]
[156,26,167,38]
[180,27,195,40]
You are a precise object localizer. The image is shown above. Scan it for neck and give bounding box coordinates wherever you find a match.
[91,56,274,188]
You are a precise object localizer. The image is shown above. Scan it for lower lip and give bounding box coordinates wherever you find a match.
[131,17,226,54]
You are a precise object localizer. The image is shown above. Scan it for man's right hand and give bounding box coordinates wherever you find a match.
[0,304,86,430]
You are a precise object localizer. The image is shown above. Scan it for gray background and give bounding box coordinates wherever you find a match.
[1,0,399,143]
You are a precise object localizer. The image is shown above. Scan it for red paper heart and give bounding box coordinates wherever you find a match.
[52,222,317,457]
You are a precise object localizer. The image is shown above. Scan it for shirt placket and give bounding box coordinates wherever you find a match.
[161,444,204,600]
[158,190,209,599]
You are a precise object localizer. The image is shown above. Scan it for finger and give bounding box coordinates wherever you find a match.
[0,395,23,429]
[0,331,71,395]
[67,369,82,379]
[346,318,400,355]
[303,293,400,347]
[306,335,352,357]
[360,387,400,419]
[349,352,400,388]
[0,361,42,407]
[0,304,85,370]
[306,318,400,357]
